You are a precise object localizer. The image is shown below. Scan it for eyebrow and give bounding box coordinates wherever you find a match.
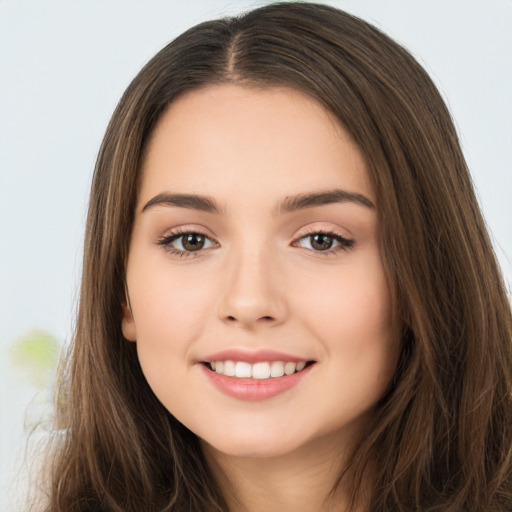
[141,189,375,215]
[142,193,223,214]
[275,189,375,214]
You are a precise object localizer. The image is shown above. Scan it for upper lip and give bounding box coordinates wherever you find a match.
[200,348,312,364]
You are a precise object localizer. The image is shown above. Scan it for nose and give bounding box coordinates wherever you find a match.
[217,245,288,329]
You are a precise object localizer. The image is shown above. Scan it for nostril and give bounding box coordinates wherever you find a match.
[222,312,281,327]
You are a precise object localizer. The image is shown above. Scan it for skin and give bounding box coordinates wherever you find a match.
[122,84,398,511]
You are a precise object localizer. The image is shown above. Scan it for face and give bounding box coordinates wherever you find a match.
[122,84,398,459]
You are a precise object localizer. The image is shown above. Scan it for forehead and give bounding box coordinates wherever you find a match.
[139,84,375,209]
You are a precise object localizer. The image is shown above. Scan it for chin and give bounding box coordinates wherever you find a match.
[203,436,301,459]
[197,422,310,459]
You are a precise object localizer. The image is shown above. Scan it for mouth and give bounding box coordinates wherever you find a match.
[202,360,315,380]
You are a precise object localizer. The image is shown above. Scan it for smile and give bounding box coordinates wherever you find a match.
[200,358,315,401]
[207,360,309,380]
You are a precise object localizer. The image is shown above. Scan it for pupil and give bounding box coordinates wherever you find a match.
[311,234,333,251]
[183,234,204,251]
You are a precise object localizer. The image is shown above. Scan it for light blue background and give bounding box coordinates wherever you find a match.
[1,1,511,509]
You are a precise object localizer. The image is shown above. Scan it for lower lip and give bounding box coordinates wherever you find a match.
[200,364,313,401]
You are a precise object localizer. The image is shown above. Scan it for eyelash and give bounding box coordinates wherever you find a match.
[157,228,355,258]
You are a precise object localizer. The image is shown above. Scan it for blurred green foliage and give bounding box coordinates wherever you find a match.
[9,329,60,389]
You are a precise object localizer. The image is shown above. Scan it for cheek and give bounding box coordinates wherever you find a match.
[296,255,395,379]
[128,266,216,405]
[302,267,397,422]
[303,264,391,339]
[129,261,215,339]
[125,259,220,405]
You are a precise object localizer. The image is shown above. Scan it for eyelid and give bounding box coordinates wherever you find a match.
[156,224,218,243]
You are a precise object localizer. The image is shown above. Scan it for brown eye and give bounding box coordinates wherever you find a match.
[310,233,334,251]
[158,231,216,255]
[295,231,355,253]
[181,233,206,251]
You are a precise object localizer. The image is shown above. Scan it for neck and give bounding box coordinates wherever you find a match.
[202,430,369,512]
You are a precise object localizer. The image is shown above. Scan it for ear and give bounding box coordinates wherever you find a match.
[121,292,137,342]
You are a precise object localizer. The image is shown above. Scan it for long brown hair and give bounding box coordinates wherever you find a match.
[42,3,512,511]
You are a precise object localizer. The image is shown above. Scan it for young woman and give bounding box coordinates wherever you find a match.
[41,2,512,511]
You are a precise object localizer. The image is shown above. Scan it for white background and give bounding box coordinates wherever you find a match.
[1,1,511,509]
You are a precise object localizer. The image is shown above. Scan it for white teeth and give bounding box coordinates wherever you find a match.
[270,361,285,377]
[235,361,252,378]
[208,360,309,379]
[252,362,271,380]
[284,362,296,375]
[224,360,236,377]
